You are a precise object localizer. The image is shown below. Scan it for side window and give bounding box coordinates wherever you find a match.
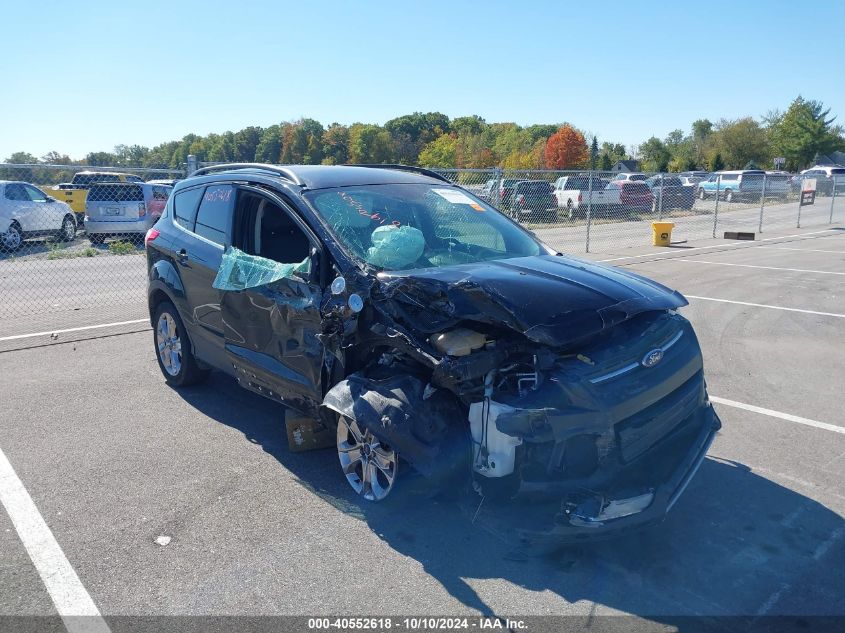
[233,192,312,268]
[173,186,205,230]
[4,184,28,201]
[25,185,48,202]
[194,185,235,246]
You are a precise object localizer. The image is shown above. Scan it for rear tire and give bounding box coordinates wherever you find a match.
[152,301,208,387]
[1,222,23,252]
[725,189,733,203]
[88,234,105,245]
[698,188,706,200]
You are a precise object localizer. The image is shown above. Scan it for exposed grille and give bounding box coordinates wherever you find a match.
[615,370,704,463]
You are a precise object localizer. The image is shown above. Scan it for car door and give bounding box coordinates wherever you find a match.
[219,188,326,414]
[172,183,230,367]
[24,184,61,231]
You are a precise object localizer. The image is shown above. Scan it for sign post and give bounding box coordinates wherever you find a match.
[798,177,816,228]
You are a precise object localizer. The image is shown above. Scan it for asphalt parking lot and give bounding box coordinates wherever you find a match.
[1,225,843,629]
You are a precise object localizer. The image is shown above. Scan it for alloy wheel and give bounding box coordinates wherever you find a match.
[2,226,22,251]
[336,416,398,501]
[156,312,182,376]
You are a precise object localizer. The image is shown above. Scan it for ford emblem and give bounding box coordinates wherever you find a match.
[642,349,664,368]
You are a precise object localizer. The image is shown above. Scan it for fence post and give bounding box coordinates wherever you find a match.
[758,173,767,233]
[712,175,721,238]
[657,172,664,220]
[831,175,838,224]
[797,185,803,228]
[187,154,197,176]
[493,167,503,211]
[585,171,593,253]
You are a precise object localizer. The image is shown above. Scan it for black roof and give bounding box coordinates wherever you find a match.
[189,164,449,190]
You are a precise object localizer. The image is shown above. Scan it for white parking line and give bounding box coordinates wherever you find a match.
[0,319,148,343]
[685,295,845,319]
[755,246,845,254]
[0,447,111,633]
[710,396,845,435]
[597,228,842,263]
[673,260,845,276]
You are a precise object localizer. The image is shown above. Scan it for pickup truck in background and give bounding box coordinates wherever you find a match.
[553,175,616,219]
[41,171,145,224]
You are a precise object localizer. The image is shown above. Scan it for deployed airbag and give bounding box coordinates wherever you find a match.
[213,247,309,291]
[365,225,425,269]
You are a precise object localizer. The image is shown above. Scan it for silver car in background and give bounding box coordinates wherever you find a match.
[84,182,172,244]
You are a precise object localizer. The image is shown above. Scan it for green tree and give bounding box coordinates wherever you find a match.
[4,151,39,164]
[768,96,845,170]
[233,126,263,162]
[709,152,725,171]
[451,115,486,136]
[590,136,599,169]
[710,118,770,169]
[417,134,457,167]
[639,136,671,172]
[85,151,119,166]
[255,125,282,163]
[321,123,349,165]
[348,124,394,163]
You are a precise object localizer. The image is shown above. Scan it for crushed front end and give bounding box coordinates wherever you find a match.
[322,255,721,542]
[459,310,720,540]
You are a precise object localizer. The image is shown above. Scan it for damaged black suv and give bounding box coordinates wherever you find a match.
[145,164,720,541]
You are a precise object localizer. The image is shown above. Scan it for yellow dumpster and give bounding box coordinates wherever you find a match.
[652,221,674,247]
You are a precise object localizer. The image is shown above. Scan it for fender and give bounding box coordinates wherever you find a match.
[321,373,468,482]
[148,258,187,322]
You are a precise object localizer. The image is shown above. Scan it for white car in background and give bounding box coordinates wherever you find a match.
[1,181,77,252]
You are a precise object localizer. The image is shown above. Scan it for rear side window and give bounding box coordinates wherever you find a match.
[831,168,845,175]
[4,184,28,200]
[193,185,235,246]
[624,182,650,193]
[721,174,738,181]
[173,186,205,230]
[88,184,144,202]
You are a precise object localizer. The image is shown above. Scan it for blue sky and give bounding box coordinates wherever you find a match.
[1,0,842,160]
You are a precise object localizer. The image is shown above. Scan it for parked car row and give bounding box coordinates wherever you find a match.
[790,165,845,196]
[1,174,173,252]
[697,170,791,202]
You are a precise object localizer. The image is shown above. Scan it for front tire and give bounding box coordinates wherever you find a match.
[152,301,208,387]
[337,415,398,502]
[88,234,105,245]
[698,187,706,200]
[61,215,76,242]
[725,189,733,203]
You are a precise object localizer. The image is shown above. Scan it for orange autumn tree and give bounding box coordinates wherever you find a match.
[544,124,589,169]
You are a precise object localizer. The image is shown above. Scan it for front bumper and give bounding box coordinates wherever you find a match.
[511,403,721,545]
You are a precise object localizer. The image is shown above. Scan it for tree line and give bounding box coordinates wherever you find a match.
[4,96,842,175]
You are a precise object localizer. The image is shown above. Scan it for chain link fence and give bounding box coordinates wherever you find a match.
[1,162,842,350]
[432,167,844,254]
[0,163,183,349]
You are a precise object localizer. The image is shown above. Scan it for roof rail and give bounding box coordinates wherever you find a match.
[190,163,305,186]
[352,164,452,184]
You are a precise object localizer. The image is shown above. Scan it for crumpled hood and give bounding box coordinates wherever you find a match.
[377,255,688,347]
